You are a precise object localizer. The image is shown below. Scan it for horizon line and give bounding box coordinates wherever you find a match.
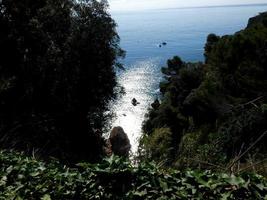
[110,3,267,13]
[160,3,267,11]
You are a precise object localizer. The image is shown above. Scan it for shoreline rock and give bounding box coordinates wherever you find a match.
[107,126,131,157]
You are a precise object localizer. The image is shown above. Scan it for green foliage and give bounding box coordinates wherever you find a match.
[204,33,220,62]
[141,12,267,171]
[0,150,267,199]
[139,128,173,165]
[177,131,227,169]
[0,0,123,162]
[247,11,267,28]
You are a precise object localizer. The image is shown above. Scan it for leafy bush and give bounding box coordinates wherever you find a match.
[0,150,267,199]
[177,131,228,169]
[139,128,173,165]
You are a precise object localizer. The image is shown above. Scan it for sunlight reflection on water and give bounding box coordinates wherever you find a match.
[107,58,162,154]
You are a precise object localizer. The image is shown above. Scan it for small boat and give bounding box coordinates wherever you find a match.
[132,98,139,106]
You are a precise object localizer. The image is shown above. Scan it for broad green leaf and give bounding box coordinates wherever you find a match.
[41,194,52,200]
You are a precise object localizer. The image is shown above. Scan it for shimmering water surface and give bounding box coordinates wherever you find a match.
[108,5,267,154]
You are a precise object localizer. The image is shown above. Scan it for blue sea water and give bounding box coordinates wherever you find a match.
[113,5,267,64]
[107,5,267,153]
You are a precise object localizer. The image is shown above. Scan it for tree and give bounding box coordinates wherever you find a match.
[0,0,123,162]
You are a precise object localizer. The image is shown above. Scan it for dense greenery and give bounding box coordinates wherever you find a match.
[0,0,124,162]
[0,150,266,199]
[140,12,267,173]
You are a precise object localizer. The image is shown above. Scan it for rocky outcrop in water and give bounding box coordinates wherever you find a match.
[108,127,131,157]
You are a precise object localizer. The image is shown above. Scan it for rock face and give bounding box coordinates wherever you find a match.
[109,127,131,157]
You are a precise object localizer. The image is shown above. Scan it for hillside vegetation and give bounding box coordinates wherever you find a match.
[140,12,267,174]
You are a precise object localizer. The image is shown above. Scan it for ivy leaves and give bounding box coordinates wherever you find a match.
[0,150,266,199]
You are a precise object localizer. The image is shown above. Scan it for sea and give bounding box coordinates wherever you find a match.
[107,4,267,154]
